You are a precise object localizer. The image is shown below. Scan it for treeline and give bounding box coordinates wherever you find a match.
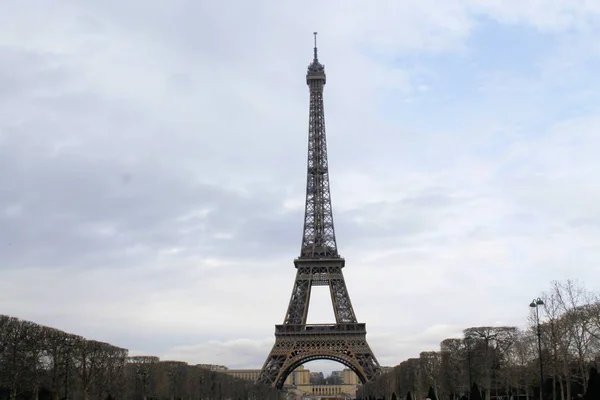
[357,280,600,400]
[0,316,282,400]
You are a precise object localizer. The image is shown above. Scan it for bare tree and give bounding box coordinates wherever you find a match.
[21,321,48,400]
[126,356,160,400]
[95,345,128,400]
[419,351,441,397]
[351,281,600,400]
[583,295,600,342]
[440,338,465,398]
[554,281,592,386]
[72,338,113,400]
[43,328,70,400]
[462,326,517,400]
[0,316,33,400]
[0,314,284,400]
[504,330,536,399]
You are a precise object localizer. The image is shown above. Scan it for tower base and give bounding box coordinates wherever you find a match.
[257,323,381,388]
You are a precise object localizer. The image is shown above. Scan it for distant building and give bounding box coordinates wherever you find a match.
[226,365,310,386]
[299,368,360,397]
[310,371,325,384]
[222,365,362,397]
[196,364,228,372]
[226,368,260,382]
[342,369,360,385]
[289,365,311,385]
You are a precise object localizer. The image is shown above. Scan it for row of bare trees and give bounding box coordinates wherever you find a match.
[357,280,600,400]
[0,316,281,400]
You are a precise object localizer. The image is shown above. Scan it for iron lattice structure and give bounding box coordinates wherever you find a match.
[257,33,381,389]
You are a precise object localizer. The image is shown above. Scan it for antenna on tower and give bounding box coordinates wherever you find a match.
[313,31,318,61]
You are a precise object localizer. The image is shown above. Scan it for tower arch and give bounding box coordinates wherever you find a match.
[275,352,367,389]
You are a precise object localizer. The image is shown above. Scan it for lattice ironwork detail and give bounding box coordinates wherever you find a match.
[257,325,380,388]
[257,33,381,389]
[300,33,337,259]
[283,259,357,325]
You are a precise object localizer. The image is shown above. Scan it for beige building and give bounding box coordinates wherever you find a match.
[295,368,360,397]
[301,384,359,397]
[342,369,360,385]
[225,366,362,397]
[226,368,261,382]
[226,365,311,386]
[288,365,311,385]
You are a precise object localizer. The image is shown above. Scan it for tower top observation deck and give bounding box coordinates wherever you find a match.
[307,32,326,84]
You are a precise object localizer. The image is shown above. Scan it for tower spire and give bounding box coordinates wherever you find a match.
[307,33,325,83]
[313,31,318,62]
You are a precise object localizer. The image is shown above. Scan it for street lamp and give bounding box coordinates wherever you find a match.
[530,297,545,400]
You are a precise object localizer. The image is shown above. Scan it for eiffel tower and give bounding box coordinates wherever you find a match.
[256,33,381,389]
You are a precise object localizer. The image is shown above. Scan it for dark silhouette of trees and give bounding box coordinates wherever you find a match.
[0,315,281,400]
[357,279,600,400]
[468,383,481,400]
[583,366,599,400]
[426,385,437,400]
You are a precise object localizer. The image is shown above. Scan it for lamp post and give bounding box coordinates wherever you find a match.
[465,336,473,396]
[530,297,545,400]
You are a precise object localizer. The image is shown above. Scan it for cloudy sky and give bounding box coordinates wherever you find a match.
[2,0,600,375]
